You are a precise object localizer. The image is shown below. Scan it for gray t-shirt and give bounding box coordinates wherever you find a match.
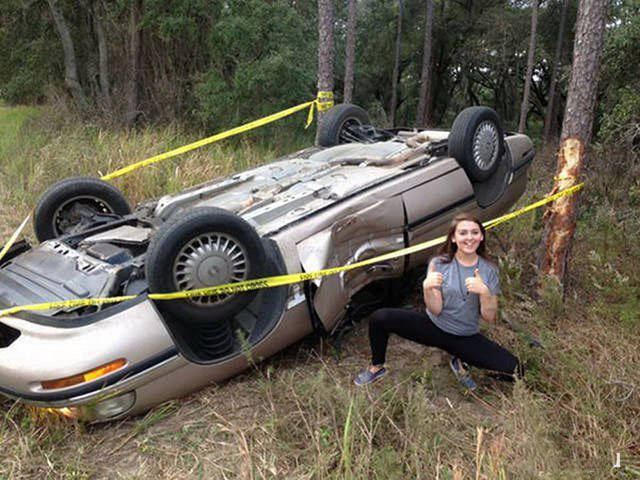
[426,255,500,336]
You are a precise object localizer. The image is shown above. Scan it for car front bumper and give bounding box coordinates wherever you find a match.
[0,297,181,419]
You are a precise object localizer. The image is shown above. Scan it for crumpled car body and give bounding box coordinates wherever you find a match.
[0,105,534,421]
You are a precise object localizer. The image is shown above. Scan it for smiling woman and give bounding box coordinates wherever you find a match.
[354,213,523,389]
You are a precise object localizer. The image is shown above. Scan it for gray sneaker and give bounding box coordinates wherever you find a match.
[449,357,477,391]
[354,367,387,386]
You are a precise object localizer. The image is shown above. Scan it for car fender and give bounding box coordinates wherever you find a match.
[0,299,175,399]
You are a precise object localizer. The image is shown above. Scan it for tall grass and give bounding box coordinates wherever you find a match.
[0,106,639,479]
[0,106,312,241]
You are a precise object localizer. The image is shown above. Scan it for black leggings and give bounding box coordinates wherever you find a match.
[368,308,522,377]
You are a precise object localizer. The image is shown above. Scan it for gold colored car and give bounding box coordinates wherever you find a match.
[0,104,534,421]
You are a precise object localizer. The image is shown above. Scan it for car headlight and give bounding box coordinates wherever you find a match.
[93,391,136,420]
[46,391,136,421]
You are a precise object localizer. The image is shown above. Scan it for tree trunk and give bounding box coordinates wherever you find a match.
[343,0,357,104]
[540,0,608,288]
[127,0,144,127]
[47,0,89,113]
[389,0,403,126]
[416,0,434,127]
[93,0,111,110]
[543,0,569,144]
[316,0,335,144]
[518,0,539,133]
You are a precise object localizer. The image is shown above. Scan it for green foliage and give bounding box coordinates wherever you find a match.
[193,0,316,131]
[537,0,577,67]
[598,1,640,151]
[0,3,59,104]
[0,0,631,147]
[370,445,404,478]
[0,105,39,156]
[600,86,640,153]
[5,0,625,138]
[142,0,219,41]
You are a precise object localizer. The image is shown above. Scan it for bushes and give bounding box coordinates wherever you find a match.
[193,0,315,131]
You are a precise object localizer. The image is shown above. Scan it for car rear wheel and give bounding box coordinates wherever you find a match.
[146,207,266,330]
[34,176,131,242]
[316,103,371,147]
[448,106,505,182]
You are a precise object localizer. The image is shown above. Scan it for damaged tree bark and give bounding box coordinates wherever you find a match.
[540,137,583,279]
[540,0,607,288]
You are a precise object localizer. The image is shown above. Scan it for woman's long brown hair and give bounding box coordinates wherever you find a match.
[437,212,487,263]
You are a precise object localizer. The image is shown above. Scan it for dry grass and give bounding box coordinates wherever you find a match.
[0,107,312,242]
[1,107,639,479]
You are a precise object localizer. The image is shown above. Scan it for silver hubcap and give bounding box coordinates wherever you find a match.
[53,195,115,236]
[472,120,499,171]
[173,233,248,306]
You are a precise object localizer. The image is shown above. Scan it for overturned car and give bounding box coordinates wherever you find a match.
[0,104,534,421]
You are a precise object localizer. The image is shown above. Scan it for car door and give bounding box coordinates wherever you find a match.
[402,165,477,268]
[297,196,406,331]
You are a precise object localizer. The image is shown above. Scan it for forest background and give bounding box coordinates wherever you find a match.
[0,0,636,144]
[1,0,639,478]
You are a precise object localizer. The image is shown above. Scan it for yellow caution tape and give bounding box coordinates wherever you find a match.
[484,183,583,230]
[103,93,334,180]
[103,99,317,181]
[0,183,583,318]
[317,91,335,110]
[305,91,335,128]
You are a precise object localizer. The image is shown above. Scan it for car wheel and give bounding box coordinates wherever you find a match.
[448,106,505,182]
[146,207,266,328]
[34,176,131,242]
[316,103,371,147]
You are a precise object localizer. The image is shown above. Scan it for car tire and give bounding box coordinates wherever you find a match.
[146,207,266,327]
[448,106,505,182]
[316,103,371,147]
[34,176,131,242]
